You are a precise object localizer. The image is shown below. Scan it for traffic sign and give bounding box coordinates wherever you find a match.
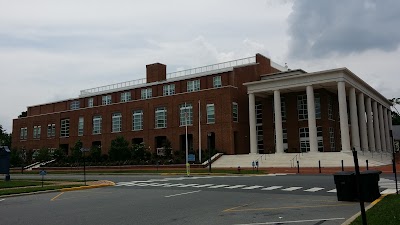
[39,170,47,176]
[188,154,195,162]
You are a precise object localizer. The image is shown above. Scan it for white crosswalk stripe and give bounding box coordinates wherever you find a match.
[381,189,397,194]
[282,187,302,191]
[327,189,337,193]
[208,185,230,189]
[304,187,325,192]
[225,185,246,189]
[192,184,214,188]
[262,186,283,190]
[177,184,198,187]
[242,185,263,190]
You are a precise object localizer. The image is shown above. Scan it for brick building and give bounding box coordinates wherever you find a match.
[12,53,393,161]
[12,54,281,158]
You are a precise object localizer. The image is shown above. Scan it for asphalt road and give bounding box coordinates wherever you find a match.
[1,173,396,225]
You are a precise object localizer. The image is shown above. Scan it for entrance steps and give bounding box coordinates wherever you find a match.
[212,151,393,168]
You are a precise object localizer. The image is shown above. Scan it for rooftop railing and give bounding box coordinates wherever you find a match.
[79,56,257,97]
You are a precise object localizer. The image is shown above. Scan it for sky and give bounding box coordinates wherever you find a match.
[1,0,400,133]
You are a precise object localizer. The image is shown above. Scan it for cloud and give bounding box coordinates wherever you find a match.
[287,0,400,59]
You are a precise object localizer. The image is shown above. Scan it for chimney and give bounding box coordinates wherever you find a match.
[146,63,166,83]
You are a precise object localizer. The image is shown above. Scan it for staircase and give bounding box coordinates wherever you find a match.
[212,151,393,168]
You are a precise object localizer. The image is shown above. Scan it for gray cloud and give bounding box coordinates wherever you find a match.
[288,0,400,59]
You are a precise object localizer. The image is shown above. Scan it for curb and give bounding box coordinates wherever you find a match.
[60,181,115,192]
[341,194,387,225]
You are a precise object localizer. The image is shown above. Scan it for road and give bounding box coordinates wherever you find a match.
[1,173,397,225]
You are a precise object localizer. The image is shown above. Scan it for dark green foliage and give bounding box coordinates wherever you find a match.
[52,148,66,161]
[109,136,131,161]
[10,149,22,167]
[90,145,101,162]
[35,148,51,162]
[0,124,11,147]
[71,140,83,161]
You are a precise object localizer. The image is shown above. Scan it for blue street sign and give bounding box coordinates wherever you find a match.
[39,170,47,176]
[188,154,195,162]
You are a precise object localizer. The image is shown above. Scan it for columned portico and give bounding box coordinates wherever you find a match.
[349,87,361,151]
[384,107,391,152]
[358,92,368,151]
[373,101,382,151]
[248,93,257,154]
[365,97,376,152]
[274,90,284,154]
[387,108,393,151]
[306,85,318,152]
[379,105,387,151]
[338,81,351,151]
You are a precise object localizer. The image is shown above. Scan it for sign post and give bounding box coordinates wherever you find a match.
[39,170,47,187]
[80,148,90,185]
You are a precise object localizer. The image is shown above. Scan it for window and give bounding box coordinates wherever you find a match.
[78,117,84,136]
[141,88,152,99]
[132,110,143,131]
[60,119,70,137]
[299,127,323,152]
[163,84,175,96]
[47,123,55,137]
[233,102,238,122]
[93,115,102,134]
[88,98,94,108]
[213,76,222,88]
[206,104,215,124]
[274,128,288,151]
[70,101,80,110]
[155,107,167,128]
[180,103,193,126]
[112,113,122,132]
[33,126,41,139]
[329,127,335,151]
[297,94,321,120]
[187,80,200,92]
[102,95,112,105]
[120,92,131,102]
[20,127,27,140]
[256,102,263,152]
[328,95,333,120]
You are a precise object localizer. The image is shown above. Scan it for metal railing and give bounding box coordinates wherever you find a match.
[290,153,301,168]
[79,56,257,97]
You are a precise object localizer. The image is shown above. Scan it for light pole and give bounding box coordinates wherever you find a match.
[80,148,90,185]
[185,103,190,176]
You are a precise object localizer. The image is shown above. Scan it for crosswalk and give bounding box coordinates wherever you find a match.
[115,176,400,195]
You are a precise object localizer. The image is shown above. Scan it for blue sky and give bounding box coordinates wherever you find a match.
[1,0,400,132]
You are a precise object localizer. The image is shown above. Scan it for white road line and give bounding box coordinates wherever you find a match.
[233,217,345,225]
[262,186,282,191]
[192,184,214,188]
[381,189,397,194]
[281,187,302,191]
[304,187,325,192]
[242,185,263,190]
[177,184,198,187]
[165,190,201,198]
[208,185,230,189]
[327,189,337,193]
[163,183,185,187]
[0,199,4,202]
[225,185,246,189]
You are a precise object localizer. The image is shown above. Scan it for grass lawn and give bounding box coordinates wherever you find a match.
[0,179,85,196]
[0,184,82,196]
[0,180,44,189]
[350,194,400,225]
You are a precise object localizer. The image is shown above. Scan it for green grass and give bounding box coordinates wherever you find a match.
[0,184,82,196]
[0,180,45,188]
[350,194,400,225]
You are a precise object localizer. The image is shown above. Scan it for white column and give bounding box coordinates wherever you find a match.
[349,87,361,151]
[365,97,376,152]
[384,107,391,152]
[387,108,393,152]
[338,81,351,151]
[274,90,284,154]
[379,105,387,151]
[358,93,368,151]
[306,85,318,152]
[249,93,257,154]
[372,101,382,152]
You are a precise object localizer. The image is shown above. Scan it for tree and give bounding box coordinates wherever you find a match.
[109,136,130,161]
[0,124,11,147]
[36,148,51,162]
[52,148,66,161]
[90,145,102,162]
[389,98,400,125]
[71,140,83,161]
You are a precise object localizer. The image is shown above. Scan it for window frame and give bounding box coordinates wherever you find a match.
[102,95,112,105]
[206,104,215,124]
[132,110,143,131]
[92,115,102,134]
[187,80,200,92]
[155,107,167,128]
[179,103,193,126]
[112,112,122,133]
[163,84,175,96]
[213,76,222,88]
[232,102,238,122]
[120,92,131,102]
[78,117,84,136]
[60,119,70,137]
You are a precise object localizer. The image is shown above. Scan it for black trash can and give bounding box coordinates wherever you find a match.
[334,171,357,201]
[360,170,382,202]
